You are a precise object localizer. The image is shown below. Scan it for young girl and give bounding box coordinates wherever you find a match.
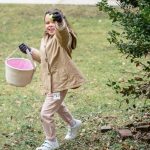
[19,9,85,150]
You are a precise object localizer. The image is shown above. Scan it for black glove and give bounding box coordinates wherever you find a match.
[52,11,63,23]
[19,43,31,54]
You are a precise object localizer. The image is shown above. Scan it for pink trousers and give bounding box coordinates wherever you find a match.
[40,90,73,140]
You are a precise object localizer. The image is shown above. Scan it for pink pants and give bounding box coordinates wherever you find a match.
[40,90,73,140]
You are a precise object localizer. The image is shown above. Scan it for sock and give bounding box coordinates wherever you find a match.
[48,138,56,142]
[70,119,76,127]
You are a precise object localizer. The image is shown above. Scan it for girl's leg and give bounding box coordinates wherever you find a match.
[57,102,75,126]
[40,90,67,141]
[57,101,82,140]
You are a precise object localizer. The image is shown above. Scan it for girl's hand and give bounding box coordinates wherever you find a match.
[19,43,31,54]
[52,11,62,23]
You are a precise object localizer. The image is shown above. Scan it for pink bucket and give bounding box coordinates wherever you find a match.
[5,57,36,87]
[5,44,37,87]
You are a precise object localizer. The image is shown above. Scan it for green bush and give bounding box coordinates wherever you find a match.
[97,0,150,106]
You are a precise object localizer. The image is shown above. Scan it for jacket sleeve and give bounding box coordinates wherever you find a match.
[55,20,73,56]
[31,47,41,63]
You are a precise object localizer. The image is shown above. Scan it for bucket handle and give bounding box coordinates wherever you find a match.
[6,48,36,70]
[6,48,18,60]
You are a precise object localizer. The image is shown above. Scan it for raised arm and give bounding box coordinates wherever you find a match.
[52,11,73,56]
[55,20,72,51]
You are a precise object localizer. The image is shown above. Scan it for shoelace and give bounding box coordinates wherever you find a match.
[67,127,74,136]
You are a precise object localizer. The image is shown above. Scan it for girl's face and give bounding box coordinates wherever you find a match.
[45,14,56,36]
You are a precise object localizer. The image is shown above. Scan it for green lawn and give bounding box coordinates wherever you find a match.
[0,4,149,150]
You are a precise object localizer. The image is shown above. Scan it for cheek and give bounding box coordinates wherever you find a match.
[45,24,48,29]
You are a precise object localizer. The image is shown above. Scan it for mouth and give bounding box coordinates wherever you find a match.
[47,27,55,33]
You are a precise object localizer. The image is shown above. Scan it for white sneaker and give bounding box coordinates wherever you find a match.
[65,119,82,140]
[36,139,59,150]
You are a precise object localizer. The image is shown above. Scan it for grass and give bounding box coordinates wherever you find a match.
[0,4,149,150]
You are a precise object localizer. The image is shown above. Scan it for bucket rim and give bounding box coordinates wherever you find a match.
[5,57,36,71]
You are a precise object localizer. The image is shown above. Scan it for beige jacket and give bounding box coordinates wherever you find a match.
[31,20,85,94]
